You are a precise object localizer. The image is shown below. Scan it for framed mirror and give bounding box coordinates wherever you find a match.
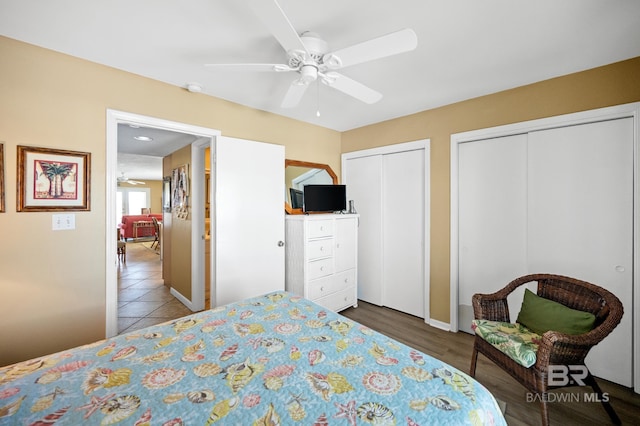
[285,159,338,214]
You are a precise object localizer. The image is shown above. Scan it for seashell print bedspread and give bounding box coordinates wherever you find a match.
[0,292,506,425]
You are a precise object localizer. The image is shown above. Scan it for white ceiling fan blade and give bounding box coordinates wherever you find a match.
[323,28,417,69]
[246,0,308,55]
[204,63,294,72]
[321,72,382,104]
[281,80,310,108]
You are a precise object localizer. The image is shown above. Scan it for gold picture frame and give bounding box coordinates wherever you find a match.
[17,145,91,212]
[0,143,4,213]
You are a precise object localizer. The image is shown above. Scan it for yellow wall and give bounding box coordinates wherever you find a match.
[342,56,640,323]
[167,146,192,300]
[1,32,639,365]
[0,36,340,366]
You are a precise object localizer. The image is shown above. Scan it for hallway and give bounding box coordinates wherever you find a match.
[117,240,191,334]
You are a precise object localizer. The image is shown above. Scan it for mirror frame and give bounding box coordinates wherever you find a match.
[285,159,338,214]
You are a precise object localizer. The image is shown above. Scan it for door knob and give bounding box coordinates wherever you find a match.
[278,241,284,247]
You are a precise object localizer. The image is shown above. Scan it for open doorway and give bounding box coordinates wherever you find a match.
[106,109,220,338]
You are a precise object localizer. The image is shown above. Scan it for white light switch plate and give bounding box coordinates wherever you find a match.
[52,214,75,230]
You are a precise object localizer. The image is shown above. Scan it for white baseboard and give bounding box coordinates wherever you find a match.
[170,287,196,312]
[427,318,451,332]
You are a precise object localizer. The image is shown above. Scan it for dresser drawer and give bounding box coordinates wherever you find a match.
[307,257,333,280]
[307,275,335,300]
[314,286,357,312]
[307,219,333,239]
[307,269,356,300]
[333,269,356,289]
[308,239,333,260]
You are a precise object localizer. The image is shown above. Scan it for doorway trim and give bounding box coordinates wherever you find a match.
[188,137,211,312]
[106,109,220,337]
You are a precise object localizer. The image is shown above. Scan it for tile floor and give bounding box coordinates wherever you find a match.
[117,240,192,334]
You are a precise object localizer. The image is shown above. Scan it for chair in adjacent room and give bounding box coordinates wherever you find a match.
[117,228,126,263]
[469,273,623,426]
[151,216,160,250]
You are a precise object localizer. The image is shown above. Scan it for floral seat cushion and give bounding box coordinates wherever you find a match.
[471,319,541,368]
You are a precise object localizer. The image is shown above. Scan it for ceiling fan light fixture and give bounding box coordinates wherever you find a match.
[322,53,342,69]
[299,64,318,84]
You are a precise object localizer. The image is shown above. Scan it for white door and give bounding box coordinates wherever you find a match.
[527,118,634,387]
[345,155,384,305]
[457,135,529,333]
[382,150,425,317]
[213,136,285,306]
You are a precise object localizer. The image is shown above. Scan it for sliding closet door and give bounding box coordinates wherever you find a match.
[457,134,528,333]
[382,149,425,317]
[527,118,634,387]
[345,155,384,305]
[344,140,429,316]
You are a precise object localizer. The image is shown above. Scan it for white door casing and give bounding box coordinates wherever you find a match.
[451,102,640,392]
[342,139,430,321]
[105,109,220,338]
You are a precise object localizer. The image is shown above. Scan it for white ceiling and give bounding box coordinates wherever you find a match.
[117,124,200,181]
[2,0,640,179]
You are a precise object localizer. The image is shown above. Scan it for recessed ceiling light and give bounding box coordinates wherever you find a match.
[134,136,153,142]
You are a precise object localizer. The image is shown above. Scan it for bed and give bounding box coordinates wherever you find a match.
[0,292,506,425]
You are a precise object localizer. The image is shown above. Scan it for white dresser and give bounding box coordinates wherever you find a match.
[285,214,358,312]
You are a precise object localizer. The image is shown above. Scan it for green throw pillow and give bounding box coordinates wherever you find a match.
[516,288,596,335]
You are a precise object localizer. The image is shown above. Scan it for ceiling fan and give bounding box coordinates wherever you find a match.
[117,173,145,185]
[205,0,417,108]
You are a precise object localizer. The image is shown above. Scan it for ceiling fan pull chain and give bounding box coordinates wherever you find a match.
[316,79,321,117]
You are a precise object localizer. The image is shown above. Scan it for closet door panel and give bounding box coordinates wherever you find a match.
[457,135,528,333]
[345,155,384,305]
[527,118,634,386]
[382,149,425,317]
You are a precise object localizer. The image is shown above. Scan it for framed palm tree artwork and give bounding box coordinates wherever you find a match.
[17,145,91,212]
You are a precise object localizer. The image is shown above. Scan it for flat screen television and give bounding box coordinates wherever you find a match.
[303,184,346,213]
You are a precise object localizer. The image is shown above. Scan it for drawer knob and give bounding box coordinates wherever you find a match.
[320,266,324,271]
[320,246,324,251]
[320,286,324,291]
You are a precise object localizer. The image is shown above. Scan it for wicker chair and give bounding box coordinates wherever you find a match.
[469,273,623,425]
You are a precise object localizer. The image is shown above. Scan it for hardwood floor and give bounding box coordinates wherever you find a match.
[341,301,640,426]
